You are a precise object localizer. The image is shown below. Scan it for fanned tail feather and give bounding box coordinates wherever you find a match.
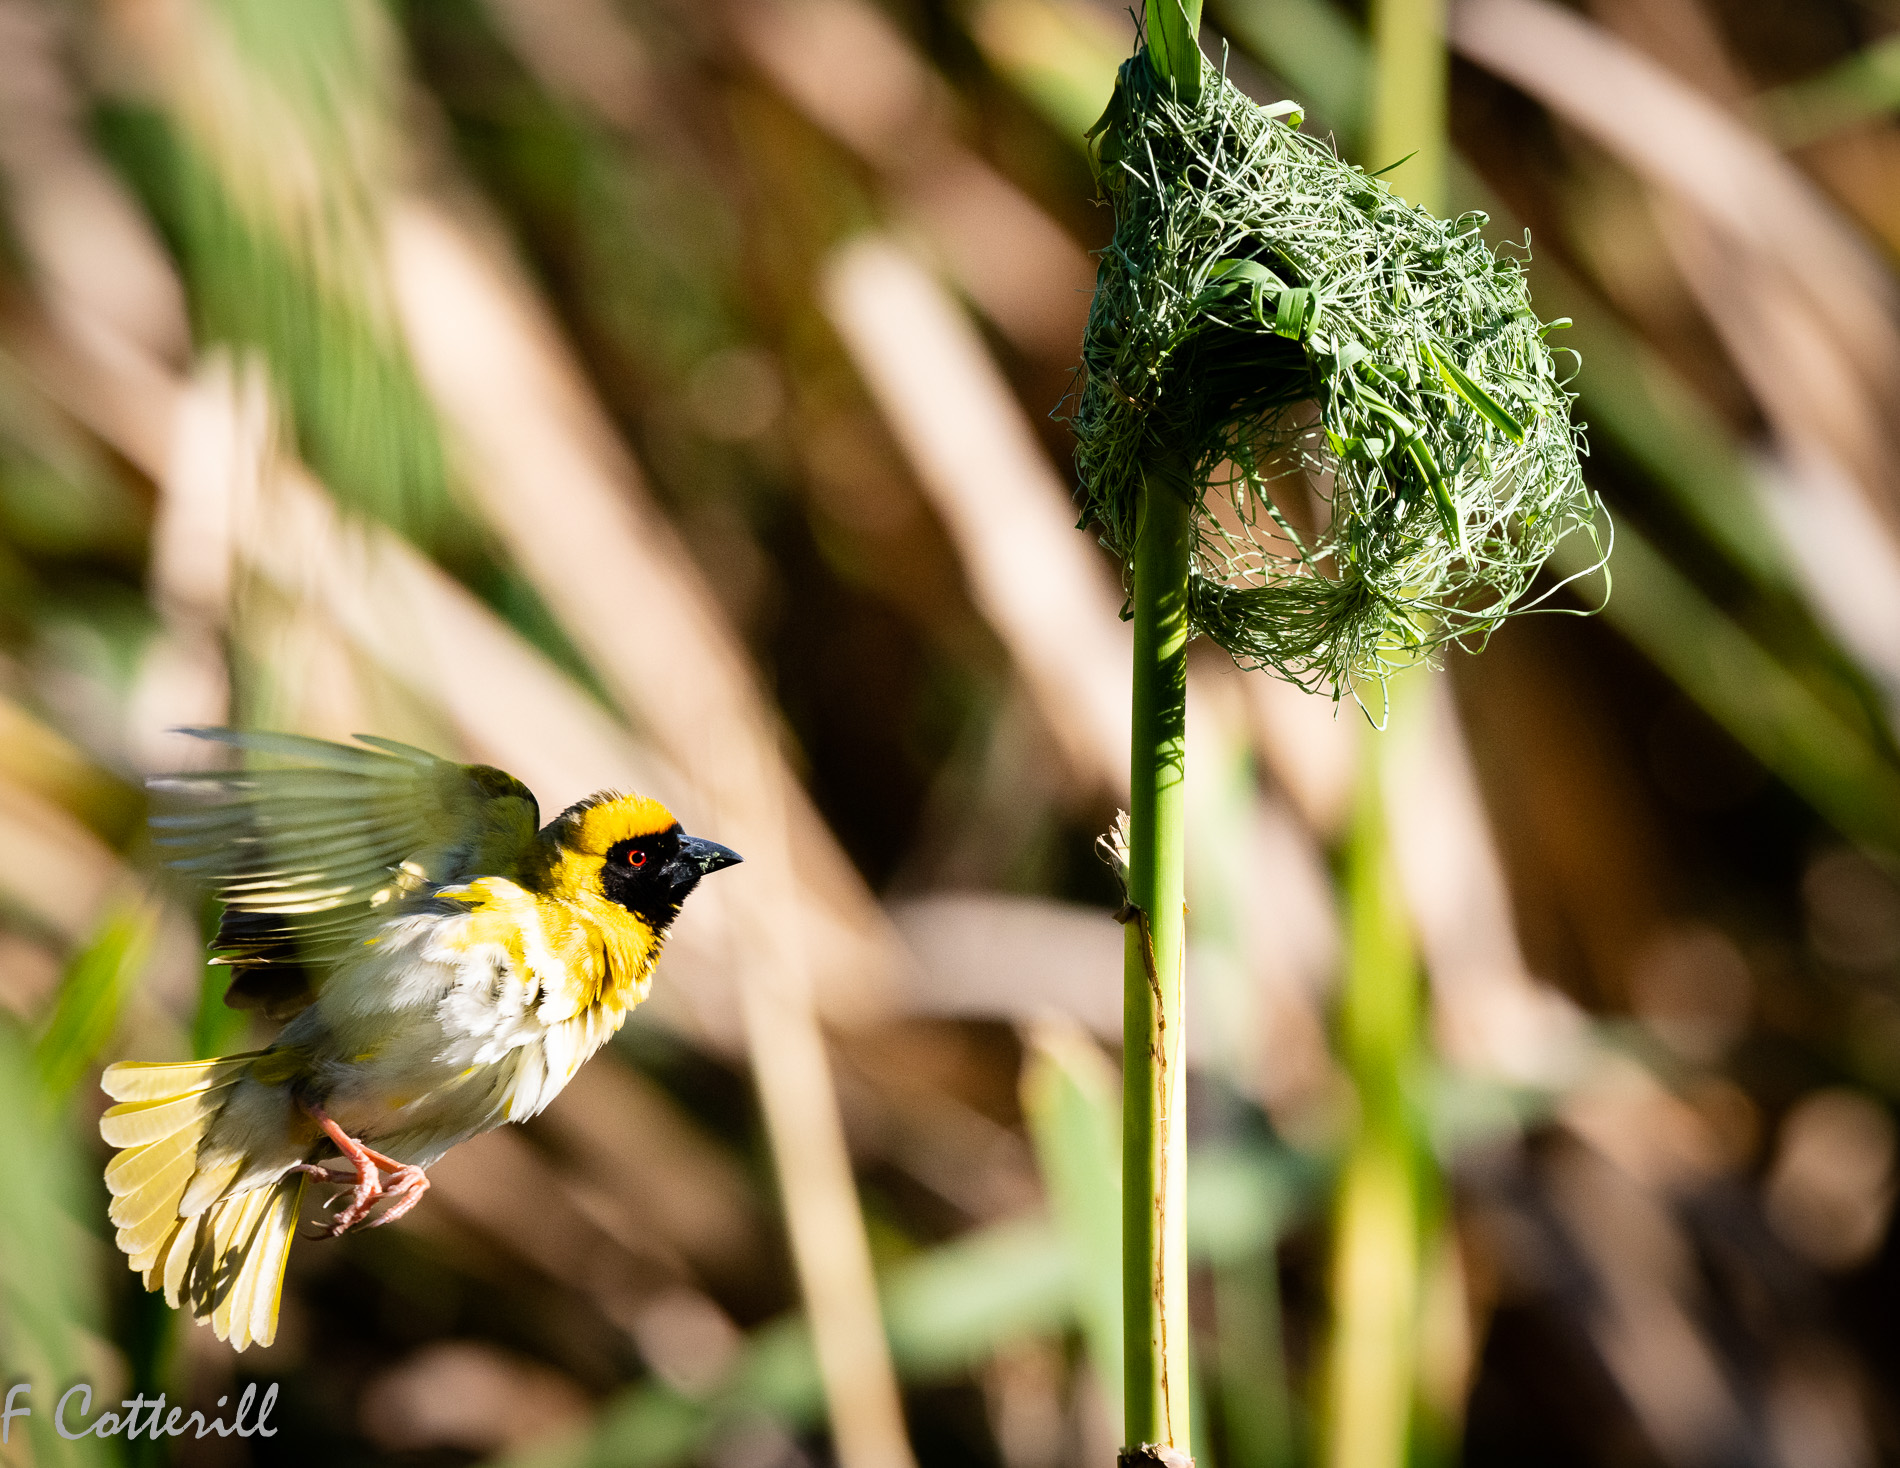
[101,1056,304,1351]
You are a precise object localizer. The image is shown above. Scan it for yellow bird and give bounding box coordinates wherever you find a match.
[100,729,739,1351]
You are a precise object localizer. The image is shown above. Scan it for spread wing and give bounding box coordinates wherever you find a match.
[149,729,541,1018]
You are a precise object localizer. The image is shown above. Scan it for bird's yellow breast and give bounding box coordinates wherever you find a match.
[438,875,665,1019]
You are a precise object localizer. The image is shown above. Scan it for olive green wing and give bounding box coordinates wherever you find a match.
[149,729,541,1017]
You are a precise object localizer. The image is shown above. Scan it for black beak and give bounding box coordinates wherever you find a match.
[679,835,742,875]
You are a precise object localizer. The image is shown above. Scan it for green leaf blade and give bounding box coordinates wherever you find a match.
[1143,0,1204,102]
[1425,342,1525,442]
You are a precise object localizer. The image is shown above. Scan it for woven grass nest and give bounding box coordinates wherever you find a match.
[1071,51,1604,704]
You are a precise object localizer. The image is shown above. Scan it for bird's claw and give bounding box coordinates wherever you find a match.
[360,1164,430,1229]
[296,1103,427,1237]
[322,1169,386,1236]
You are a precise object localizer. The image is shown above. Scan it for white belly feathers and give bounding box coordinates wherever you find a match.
[306,903,634,1153]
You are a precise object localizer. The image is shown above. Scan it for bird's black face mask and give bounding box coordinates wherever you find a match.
[602,825,742,930]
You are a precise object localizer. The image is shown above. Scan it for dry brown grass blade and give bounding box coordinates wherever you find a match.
[488,0,1093,361]
[0,776,124,947]
[1476,0,1900,711]
[1541,1135,1751,1468]
[1452,0,1896,330]
[424,1124,756,1409]
[822,236,1131,792]
[890,892,1126,1035]
[0,695,141,844]
[528,1060,766,1289]
[1752,449,1900,721]
[1380,678,1586,1085]
[1651,204,1900,704]
[0,0,189,366]
[1565,3,1900,682]
[150,355,394,755]
[385,198,918,1468]
[493,0,1094,360]
[478,0,659,136]
[1183,667,1345,1130]
[891,872,1337,1098]
[736,915,922,1468]
[1455,629,1674,1010]
[21,329,666,801]
[1245,673,1359,838]
[117,0,400,320]
[726,0,1093,362]
[428,1126,690,1308]
[1452,0,1900,532]
[124,356,257,765]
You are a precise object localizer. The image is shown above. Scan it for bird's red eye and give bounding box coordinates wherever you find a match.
[628,849,647,868]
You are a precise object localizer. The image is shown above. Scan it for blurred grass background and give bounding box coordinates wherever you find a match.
[4,0,1900,1465]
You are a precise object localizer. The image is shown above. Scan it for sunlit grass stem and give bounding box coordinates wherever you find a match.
[1366,0,1447,206]
[1324,746,1422,1468]
[1317,2,1446,1459]
[1121,2,1200,1454]
[1123,457,1195,1453]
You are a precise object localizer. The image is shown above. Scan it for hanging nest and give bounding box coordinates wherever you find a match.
[1070,51,1604,704]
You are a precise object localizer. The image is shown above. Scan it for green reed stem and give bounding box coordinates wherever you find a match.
[1124,458,1194,1453]
[1367,0,1447,207]
[1318,0,1446,1453]
[1324,742,1423,1468]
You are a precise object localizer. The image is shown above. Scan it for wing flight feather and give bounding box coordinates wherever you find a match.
[150,729,540,1016]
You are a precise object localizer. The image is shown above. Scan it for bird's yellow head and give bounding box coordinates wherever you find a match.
[543,792,742,930]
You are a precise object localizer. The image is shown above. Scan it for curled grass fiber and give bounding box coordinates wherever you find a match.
[1072,51,1603,703]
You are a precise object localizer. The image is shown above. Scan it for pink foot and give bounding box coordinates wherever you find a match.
[300,1104,414,1237]
[363,1164,430,1228]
